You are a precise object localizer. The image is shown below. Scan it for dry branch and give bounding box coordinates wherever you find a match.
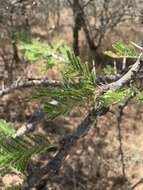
[101,55,142,93]
[0,78,62,97]
[0,75,123,98]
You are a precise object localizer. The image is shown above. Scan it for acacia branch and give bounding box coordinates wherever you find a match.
[21,57,142,189]
[0,78,62,97]
[14,74,120,137]
[0,74,123,98]
[101,55,142,93]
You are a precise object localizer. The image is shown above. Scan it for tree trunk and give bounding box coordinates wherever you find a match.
[72,0,81,56]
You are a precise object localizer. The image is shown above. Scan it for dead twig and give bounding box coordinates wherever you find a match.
[0,78,62,97]
[0,74,124,97]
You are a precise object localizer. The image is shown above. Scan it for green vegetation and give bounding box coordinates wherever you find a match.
[104,41,143,59]
[19,39,70,68]
[0,120,56,174]
[0,39,143,179]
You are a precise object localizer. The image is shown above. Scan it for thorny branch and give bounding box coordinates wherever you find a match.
[0,74,121,137]
[0,74,122,97]
[0,78,62,97]
[21,57,142,189]
[101,54,142,92]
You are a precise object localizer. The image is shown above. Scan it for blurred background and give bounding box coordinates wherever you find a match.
[1,0,143,190]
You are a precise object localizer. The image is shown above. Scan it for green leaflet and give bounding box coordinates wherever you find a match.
[104,42,140,59]
[0,120,15,137]
[100,89,131,106]
[34,85,95,121]
[0,120,56,174]
[19,39,50,62]
[33,51,97,120]
[31,41,143,122]
[103,65,115,76]
[0,135,56,174]
[63,51,96,85]
[19,39,70,68]
[136,92,143,102]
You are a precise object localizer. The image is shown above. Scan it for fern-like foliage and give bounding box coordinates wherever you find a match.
[34,45,141,120]
[136,94,143,102]
[1,39,142,187]
[19,39,70,68]
[0,120,15,137]
[103,41,143,106]
[35,86,95,121]
[33,51,97,120]
[99,89,131,106]
[63,51,96,85]
[104,42,142,59]
[30,41,143,120]
[103,65,115,76]
[0,120,55,174]
[19,39,50,63]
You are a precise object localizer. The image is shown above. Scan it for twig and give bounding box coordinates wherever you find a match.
[0,74,123,98]
[102,54,142,92]
[131,178,143,190]
[122,57,126,71]
[0,78,62,97]
[131,42,143,52]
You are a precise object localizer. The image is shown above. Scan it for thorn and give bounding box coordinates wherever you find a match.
[122,57,126,70]
[113,60,117,74]
[1,81,4,90]
[15,77,22,86]
[131,41,143,52]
